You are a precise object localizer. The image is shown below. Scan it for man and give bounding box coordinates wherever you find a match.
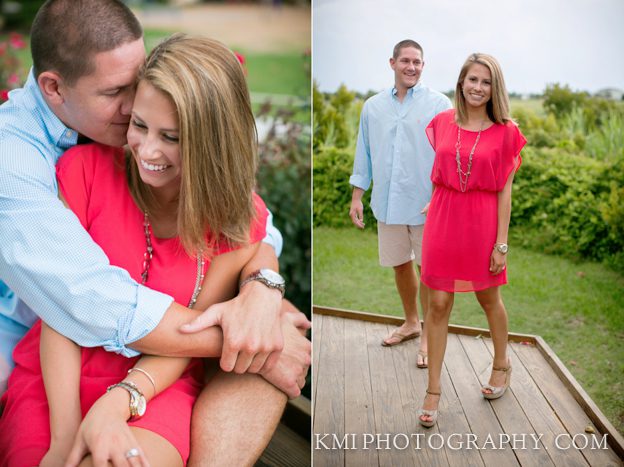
[349,39,451,366]
[0,0,310,464]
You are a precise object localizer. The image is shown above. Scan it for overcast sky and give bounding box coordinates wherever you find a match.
[313,0,624,95]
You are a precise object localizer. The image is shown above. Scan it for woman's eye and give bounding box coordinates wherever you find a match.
[131,120,147,130]
[163,134,179,143]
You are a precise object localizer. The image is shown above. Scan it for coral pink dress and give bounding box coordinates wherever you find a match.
[0,144,267,466]
[421,109,526,292]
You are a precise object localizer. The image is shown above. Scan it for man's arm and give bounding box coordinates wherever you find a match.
[0,145,172,357]
[348,102,372,228]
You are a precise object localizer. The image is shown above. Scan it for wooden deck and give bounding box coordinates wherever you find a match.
[313,306,623,467]
[258,396,311,466]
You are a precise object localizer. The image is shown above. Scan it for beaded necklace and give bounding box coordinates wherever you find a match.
[141,212,205,309]
[455,121,484,193]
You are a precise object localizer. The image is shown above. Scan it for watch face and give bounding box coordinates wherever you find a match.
[136,395,146,416]
[259,268,285,285]
[498,244,508,253]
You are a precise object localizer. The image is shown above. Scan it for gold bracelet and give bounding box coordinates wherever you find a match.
[127,367,156,396]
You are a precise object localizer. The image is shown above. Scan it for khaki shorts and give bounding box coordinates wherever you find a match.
[377,221,424,267]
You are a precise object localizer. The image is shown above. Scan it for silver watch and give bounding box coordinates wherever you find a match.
[494,243,509,254]
[239,268,285,297]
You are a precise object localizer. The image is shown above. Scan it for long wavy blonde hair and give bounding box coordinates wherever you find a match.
[127,33,258,256]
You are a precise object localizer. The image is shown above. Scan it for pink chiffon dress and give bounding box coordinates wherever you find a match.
[0,143,268,466]
[421,109,526,292]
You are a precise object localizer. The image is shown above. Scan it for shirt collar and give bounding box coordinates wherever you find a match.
[24,68,79,150]
[392,81,423,98]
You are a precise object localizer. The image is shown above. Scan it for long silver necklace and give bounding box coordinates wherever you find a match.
[455,121,484,193]
[141,212,205,309]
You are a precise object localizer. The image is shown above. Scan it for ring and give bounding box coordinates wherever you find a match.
[126,448,140,458]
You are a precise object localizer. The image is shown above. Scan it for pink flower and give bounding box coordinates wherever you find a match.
[234,51,246,66]
[1,89,9,101]
[7,73,19,85]
[9,33,26,50]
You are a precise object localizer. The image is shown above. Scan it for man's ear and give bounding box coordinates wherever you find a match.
[37,71,66,105]
[389,57,396,70]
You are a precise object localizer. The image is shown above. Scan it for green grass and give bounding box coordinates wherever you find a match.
[511,98,545,116]
[3,30,310,100]
[313,226,624,434]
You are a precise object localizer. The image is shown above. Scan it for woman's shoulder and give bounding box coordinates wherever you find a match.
[431,108,456,125]
[57,143,124,174]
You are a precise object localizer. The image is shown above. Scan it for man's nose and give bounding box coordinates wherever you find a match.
[120,89,135,116]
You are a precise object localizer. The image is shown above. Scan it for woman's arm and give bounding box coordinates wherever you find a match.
[66,242,260,465]
[40,322,82,465]
[491,170,516,275]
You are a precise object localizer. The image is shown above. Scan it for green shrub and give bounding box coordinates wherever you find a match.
[512,147,623,271]
[257,106,311,315]
[312,145,377,230]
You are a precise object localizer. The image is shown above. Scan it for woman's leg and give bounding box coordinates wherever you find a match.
[420,289,454,421]
[416,265,429,366]
[78,427,183,467]
[475,286,509,389]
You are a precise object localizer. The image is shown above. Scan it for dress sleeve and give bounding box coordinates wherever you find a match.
[498,122,527,190]
[425,115,437,150]
[214,192,269,255]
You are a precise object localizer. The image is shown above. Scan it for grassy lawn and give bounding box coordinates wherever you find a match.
[313,226,624,434]
[4,30,310,100]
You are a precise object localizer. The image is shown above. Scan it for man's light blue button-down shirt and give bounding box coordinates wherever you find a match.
[0,70,282,359]
[350,82,452,226]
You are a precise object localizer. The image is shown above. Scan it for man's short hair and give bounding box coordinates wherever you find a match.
[392,39,423,59]
[31,0,143,85]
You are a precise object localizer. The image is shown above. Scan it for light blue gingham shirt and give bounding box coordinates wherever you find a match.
[0,70,283,365]
[350,82,452,226]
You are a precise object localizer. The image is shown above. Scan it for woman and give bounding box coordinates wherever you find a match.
[0,34,269,466]
[418,53,526,427]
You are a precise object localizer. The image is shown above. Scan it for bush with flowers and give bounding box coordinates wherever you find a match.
[0,32,27,103]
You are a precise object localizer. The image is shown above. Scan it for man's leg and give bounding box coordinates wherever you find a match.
[378,222,422,345]
[188,369,286,467]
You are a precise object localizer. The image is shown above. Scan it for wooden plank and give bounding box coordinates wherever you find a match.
[459,334,555,466]
[491,341,591,467]
[313,306,536,344]
[390,335,451,466]
[344,319,379,467]
[535,336,624,459]
[283,397,311,440]
[366,322,420,466]
[514,341,622,467]
[313,315,345,467]
[444,334,520,466]
[257,422,310,467]
[313,312,324,406]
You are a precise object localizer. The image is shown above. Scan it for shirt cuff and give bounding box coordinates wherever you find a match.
[105,285,174,357]
[349,174,370,191]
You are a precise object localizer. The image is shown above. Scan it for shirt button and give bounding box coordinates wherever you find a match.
[66,130,73,138]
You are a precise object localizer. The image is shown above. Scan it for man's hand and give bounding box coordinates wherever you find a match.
[260,312,311,399]
[180,281,284,374]
[66,389,150,467]
[349,187,366,228]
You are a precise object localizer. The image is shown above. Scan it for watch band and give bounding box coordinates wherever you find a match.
[107,381,146,420]
[239,268,286,297]
[493,243,508,254]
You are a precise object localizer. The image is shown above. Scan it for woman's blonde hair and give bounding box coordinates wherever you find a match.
[455,53,511,125]
[127,33,257,256]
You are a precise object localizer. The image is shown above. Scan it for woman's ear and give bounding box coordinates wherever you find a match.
[37,71,66,105]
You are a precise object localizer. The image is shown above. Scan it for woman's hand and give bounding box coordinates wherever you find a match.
[66,388,150,467]
[420,202,431,215]
[489,250,507,275]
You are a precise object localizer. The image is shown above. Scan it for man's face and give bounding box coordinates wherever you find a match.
[390,46,424,91]
[59,38,146,147]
